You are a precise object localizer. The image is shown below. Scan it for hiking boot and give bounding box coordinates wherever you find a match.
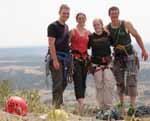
[128,105,135,116]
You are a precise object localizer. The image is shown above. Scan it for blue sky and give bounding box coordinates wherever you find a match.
[0,0,150,47]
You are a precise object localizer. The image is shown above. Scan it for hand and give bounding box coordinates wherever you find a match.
[53,59,60,70]
[88,56,91,61]
[104,27,110,35]
[141,49,148,61]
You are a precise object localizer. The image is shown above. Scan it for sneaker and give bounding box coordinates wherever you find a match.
[111,108,124,120]
[96,109,114,120]
[103,109,112,120]
[127,105,135,116]
[96,110,104,119]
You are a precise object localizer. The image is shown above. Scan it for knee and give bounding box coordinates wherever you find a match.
[53,81,63,92]
[128,75,137,87]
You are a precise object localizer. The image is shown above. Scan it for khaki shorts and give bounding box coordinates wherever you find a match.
[113,54,139,96]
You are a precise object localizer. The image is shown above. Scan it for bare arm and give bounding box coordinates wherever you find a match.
[48,37,57,60]
[48,37,60,69]
[69,30,73,43]
[125,21,148,60]
[69,29,75,40]
[69,29,75,47]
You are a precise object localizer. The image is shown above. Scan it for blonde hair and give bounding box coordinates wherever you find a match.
[59,4,70,13]
[93,18,103,26]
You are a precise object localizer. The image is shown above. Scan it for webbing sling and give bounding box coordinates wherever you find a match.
[112,21,132,56]
[45,51,73,88]
[56,51,73,82]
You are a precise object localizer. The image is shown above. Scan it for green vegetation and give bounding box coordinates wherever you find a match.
[0,80,12,108]
[0,80,150,121]
[0,80,48,113]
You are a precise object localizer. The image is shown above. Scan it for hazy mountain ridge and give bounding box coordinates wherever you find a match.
[0,46,150,89]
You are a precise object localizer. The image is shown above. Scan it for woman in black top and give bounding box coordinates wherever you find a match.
[88,18,116,112]
[88,19,112,65]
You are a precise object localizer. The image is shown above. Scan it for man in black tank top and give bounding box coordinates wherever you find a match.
[107,6,148,115]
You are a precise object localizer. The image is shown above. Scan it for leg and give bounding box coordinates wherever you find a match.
[50,62,64,108]
[103,68,116,108]
[127,74,137,116]
[73,60,83,99]
[119,96,124,105]
[73,60,86,113]
[94,69,103,108]
[126,74,137,106]
[113,61,125,105]
[62,65,67,93]
[126,55,138,106]
[81,62,88,99]
[78,62,88,109]
[130,96,136,106]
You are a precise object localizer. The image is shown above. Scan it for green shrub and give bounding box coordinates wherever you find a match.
[0,80,12,108]
[0,80,49,113]
[15,89,49,113]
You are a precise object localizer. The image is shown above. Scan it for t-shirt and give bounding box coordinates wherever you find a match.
[47,21,69,52]
[88,31,112,57]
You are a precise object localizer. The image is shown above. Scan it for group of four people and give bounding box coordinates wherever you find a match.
[47,4,148,115]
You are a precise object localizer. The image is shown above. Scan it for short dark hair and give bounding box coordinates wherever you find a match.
[108,6,119,15]
[59,4,70,13]
[76,12,86,20]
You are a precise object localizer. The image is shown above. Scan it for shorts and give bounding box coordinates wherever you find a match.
[113,54,139,96]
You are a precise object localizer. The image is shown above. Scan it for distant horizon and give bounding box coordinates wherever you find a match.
[0,45,48,49]
[0,43,150,49]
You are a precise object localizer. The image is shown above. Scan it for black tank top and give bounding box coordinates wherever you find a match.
[107,21,133,55]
